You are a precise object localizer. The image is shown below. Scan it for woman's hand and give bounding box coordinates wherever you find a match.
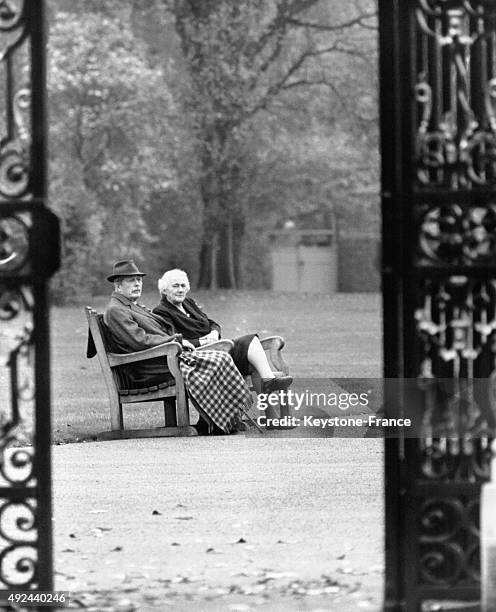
[199,330,220,345]
[182,339,196,350]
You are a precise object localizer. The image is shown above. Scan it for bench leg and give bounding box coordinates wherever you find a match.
[175,379,189,427]
[163,397,177,427]
[109,394,123,430]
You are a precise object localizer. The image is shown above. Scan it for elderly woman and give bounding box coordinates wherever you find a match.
[152,269,292,394]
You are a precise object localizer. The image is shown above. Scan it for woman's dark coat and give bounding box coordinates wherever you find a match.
[153,296,255,375]
[153,296,221,347]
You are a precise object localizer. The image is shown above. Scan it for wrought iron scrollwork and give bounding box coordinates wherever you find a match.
[0,448,33,486]
[0,1,25,32]
[0,544,37,589]
[415,277,495,480]
[0,214,29,270]
[0,497,37,588]
[420,498,465,541]
[418,204,496,265]
[419,497,481,585]
[0,0,29,201]
[415,0,496,189]
[416,278,496,379]
[419,542,466,585]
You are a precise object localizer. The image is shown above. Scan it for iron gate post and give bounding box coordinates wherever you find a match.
[0,0,59,596]
[380,1,496,610]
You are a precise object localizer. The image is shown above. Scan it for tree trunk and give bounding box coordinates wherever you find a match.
[197,216,242,289]
[217,218,237,288]
[195,124,245,289]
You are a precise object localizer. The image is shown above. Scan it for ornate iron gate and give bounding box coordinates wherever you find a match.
[0,0,59,593]
[380,1,496,610]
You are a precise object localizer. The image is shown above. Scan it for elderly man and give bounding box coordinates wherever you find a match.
[104,260,252,433]
[103,259,188,388]
[153,268,293,393]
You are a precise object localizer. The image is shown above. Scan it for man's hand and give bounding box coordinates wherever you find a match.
[182,339,196,350]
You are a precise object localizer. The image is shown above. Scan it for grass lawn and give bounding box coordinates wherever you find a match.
[51,291,382,443]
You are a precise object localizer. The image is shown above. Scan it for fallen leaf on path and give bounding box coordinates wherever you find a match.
[171,576,191,583]
[240,584,266,594]
[70,598,87,608]
[62,548,75,553]
[114,597,136,611]
[336,553,346,559]
[263,571,298,580]
[174,516,193,520]
[152,510,162,515]
[112,546,122,552]
[120,586,139,592]
[214,587,230,595]
[234,537,247,544]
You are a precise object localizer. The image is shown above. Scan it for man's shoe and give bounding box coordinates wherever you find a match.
[262,375,293,394]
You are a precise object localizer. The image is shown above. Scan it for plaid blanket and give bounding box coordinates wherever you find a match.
[179,349,252,433]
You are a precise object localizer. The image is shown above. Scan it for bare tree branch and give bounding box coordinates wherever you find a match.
[278,77,378,123]
[251,0,321,59]
[286,11,377,32]
[246,42,340,117]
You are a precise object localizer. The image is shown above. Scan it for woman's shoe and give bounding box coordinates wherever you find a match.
[262,376,293,394]
[194,417,211,435]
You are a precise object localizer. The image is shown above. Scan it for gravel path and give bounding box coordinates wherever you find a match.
[53,436,384,611]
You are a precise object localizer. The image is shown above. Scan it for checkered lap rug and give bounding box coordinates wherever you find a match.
[179,349,252,433]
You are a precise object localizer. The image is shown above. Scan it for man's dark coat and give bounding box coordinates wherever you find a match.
[104,292,176,387]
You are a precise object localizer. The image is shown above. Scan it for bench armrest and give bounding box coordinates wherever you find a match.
[260,335,285,350]
[197,339,234,353]
[107,342,182,367]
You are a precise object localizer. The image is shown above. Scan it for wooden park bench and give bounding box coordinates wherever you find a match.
[85,306,289,440]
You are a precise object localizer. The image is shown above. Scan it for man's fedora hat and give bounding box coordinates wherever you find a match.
[107,259,146,282]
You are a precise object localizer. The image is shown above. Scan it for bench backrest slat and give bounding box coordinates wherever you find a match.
[85,306,121,391]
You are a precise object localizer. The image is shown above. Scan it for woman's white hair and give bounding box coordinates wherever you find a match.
[157,269,190,294]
